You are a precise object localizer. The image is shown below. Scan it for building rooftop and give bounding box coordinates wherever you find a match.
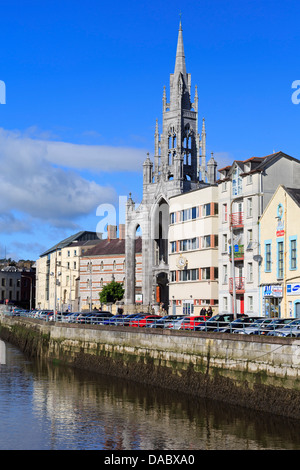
[82,237,142,257]
[40,231,101,257]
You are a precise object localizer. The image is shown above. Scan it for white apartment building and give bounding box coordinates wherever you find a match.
[217,151,300,315]
[168,185,219,315]
[36,231,101,312]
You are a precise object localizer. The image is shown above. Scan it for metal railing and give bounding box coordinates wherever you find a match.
[2,310,300,337]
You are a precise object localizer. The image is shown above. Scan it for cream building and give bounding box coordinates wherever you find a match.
[259,185,300,318]
[36,231,101,312]
[168,185,219,315]
[218,152,300,316]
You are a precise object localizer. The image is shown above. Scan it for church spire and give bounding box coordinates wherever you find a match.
[170,19,191,111]
[174,19,187,79]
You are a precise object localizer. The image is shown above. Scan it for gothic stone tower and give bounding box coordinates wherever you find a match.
[125,22,208,310]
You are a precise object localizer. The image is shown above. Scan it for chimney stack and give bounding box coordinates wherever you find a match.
[119,224,125,240]
[107,225,117,240]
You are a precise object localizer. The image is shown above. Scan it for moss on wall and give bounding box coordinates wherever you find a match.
[2,316,300,419]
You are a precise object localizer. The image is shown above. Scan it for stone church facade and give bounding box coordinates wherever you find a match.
[125,22,217,311]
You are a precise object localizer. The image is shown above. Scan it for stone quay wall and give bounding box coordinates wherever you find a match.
[1,315,300,419]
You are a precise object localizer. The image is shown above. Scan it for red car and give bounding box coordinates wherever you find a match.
[130,315,161,327]
[180,315,210,330]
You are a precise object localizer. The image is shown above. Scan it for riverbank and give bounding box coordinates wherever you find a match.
[1,315,300,419]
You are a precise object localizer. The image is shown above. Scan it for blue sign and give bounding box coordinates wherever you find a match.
[287,284,300,295]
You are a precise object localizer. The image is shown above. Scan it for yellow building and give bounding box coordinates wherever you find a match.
[259,185,300,318]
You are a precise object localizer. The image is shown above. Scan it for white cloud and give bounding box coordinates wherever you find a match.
[0,127,141,232]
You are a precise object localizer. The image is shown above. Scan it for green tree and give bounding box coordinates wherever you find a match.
[99,281,124,304]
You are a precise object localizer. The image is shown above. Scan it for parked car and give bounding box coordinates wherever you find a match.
[130,315,161,327]
[101,314,128,326]
[180,316,210,330]
[37,310,54,320]
[58,312,79,323]
[257,318,293,335]
[146,315,183,328]
[88,312,114,324]
[267,319,300,337]
[124,313,149,326]
[217,316,261,333]
[164,316,190,329]
[195,314,247,332]
[234,318,273,335]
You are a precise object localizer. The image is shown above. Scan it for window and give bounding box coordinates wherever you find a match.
[180,239,188,251]
[191,238,199,250]
[179,269,199,282]
[248,296,253,311]
[67,250,70,257]
[170,241,176,253]
[265,242,272,272]
[223,265,228,284]
[222,234,228,253]
[232,166,242,196]
[170,212,176,224]
[277,240,284,279]
[203,235,211,248]
[203,204,211,216]
[191,269,199,280]
[179,270,189,281]
[191,206,198,219]
[247,262,253,282]
[223,296,228,311]
[247,198,253,218]
[247,229,253,249]
[180,206,199,221]
[290,237,297,270]
[170,271,176,282]
[74,262,76,270]
[222,203,228,223]
[179,238,199,251]
[247,174,253,185]
[201,267,211,280]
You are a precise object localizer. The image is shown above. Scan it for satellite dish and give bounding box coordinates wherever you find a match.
[253,255,262,262]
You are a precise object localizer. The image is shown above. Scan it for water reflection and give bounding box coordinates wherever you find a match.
[1,340,300,450]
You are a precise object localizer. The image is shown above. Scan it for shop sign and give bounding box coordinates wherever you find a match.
[263,285,283,297]
[287,283,300,296]
[135,294,143,304]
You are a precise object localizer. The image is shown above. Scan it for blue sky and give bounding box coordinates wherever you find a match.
[0,0,300,261]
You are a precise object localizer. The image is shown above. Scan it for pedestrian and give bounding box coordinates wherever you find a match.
[207,306,213,316]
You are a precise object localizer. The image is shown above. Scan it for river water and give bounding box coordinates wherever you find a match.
[1,339,300,451]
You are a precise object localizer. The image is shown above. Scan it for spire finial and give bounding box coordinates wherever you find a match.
[179,12,182,30]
